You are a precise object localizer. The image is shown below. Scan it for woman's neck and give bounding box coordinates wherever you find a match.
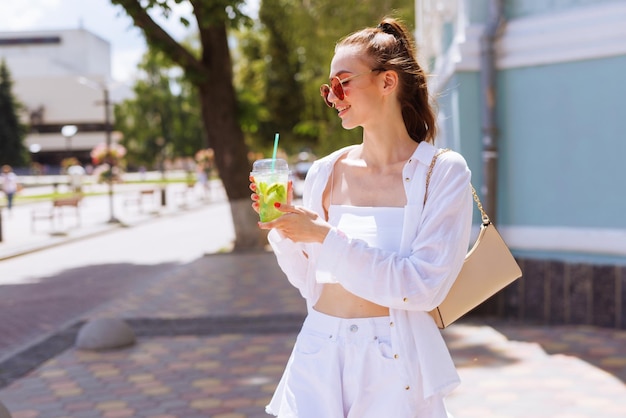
[359,98,417,163]
[359,128,418,170]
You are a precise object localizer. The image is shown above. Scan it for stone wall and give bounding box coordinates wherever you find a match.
[470,258,626,329]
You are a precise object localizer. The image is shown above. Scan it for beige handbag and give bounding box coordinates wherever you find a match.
[425,150,522,329]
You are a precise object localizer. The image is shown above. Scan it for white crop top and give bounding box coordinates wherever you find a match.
[328,205,405,253]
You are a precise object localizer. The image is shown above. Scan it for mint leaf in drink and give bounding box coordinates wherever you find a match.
[257,181,269,195]
[266,183,286,202]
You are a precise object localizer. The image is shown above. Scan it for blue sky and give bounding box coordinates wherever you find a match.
[0,0,259,83]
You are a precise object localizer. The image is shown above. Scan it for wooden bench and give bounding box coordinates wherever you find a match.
[174,182,197,207]
[123,189,157,212]
[31,195,82,232]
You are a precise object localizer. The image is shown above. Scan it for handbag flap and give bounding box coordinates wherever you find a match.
[429,223,522,328]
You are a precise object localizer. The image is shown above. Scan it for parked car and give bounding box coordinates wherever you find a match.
[291,158,314,198]
[294,161,313,180]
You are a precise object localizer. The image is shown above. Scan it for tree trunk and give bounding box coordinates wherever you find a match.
[198,25,267,251]
[110,1,267,251]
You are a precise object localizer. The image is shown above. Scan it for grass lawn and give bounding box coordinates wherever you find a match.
[2,178,195,207]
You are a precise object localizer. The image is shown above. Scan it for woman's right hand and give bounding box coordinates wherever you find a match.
[258,202,331,243]
[249,176,294,215]
[249,175,260,214]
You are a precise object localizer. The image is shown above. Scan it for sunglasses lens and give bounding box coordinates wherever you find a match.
[320,77,349,108]
[330,78,345,100]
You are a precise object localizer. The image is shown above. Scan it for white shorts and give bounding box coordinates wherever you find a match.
[266,309,449,418]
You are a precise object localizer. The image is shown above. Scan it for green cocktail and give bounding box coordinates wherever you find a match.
[251,158,289,222]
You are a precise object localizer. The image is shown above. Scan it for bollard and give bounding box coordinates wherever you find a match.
[160,187,166,206]
[76,318,136,350]
[0,400,11,418]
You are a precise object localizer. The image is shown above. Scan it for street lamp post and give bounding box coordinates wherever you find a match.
[102,86,120,224]
[61,125,78,154]
[79,77,120,224]
[155,136,167,207]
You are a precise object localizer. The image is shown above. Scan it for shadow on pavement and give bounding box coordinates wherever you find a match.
[0,262,181,361]
[0,252,307,392]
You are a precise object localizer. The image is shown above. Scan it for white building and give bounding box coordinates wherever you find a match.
[0,28,127,169]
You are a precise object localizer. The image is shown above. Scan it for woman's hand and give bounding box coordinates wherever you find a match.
[249,176,261,214]
[258,202,332,244]
[249,177,294,214]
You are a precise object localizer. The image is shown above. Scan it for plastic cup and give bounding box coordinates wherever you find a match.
[251,158,290,222]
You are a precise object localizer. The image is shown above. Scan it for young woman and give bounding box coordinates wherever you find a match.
[251,17,473,418]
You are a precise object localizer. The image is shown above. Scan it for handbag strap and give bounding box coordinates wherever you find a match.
[425,148,491,225]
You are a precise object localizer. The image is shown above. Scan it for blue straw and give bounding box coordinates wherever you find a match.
[271,133,279,170]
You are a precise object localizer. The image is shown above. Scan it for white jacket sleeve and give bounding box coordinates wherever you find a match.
[315,152,473,311]
[267,229,311,294]
[266,157,327,299]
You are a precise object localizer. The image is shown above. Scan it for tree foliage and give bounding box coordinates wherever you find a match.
[238,0,415,158]
[0,59,28,166]
[114,46,205,169]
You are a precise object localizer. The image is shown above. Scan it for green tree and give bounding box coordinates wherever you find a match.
[243,0,415,157]
[0,59,28,166]
[114,46,205,169]
[232,23,268,143]
[256,0,306,152]
[112,0,263,250]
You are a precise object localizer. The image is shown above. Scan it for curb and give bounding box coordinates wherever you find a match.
[0,201,213,262]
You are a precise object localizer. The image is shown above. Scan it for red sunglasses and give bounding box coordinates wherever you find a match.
[320,69,380,108]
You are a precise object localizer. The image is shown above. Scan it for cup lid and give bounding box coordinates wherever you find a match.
[252,158,289,172]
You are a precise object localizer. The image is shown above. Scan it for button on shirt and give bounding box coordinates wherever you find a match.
[268,141,473,400]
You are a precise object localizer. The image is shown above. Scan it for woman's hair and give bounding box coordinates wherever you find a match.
[336,17,436,144]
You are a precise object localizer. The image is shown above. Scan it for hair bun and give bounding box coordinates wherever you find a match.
[377,22,396,36]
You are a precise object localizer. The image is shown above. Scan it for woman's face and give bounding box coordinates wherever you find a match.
[327,46,381,130]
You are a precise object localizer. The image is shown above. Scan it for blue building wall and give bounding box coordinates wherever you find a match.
[466,0,624,22]
[499,55,626,229]
[433,0,626,327]
[504,0,623,19]
[438,0,626,259]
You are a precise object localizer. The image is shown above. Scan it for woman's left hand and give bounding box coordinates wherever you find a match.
[258,203,332,243]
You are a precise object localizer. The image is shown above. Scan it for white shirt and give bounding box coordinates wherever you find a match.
[268,141,473,400]
[328,205,405,256]
[1,172,18,194]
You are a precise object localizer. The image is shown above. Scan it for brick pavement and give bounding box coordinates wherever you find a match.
[0,252,304,418]
[1,195,626,417]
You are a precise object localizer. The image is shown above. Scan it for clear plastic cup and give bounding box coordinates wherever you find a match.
[251,158,290,222]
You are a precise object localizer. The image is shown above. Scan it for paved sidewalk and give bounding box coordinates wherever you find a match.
[1,181,625,417]
[0,180,220,261]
